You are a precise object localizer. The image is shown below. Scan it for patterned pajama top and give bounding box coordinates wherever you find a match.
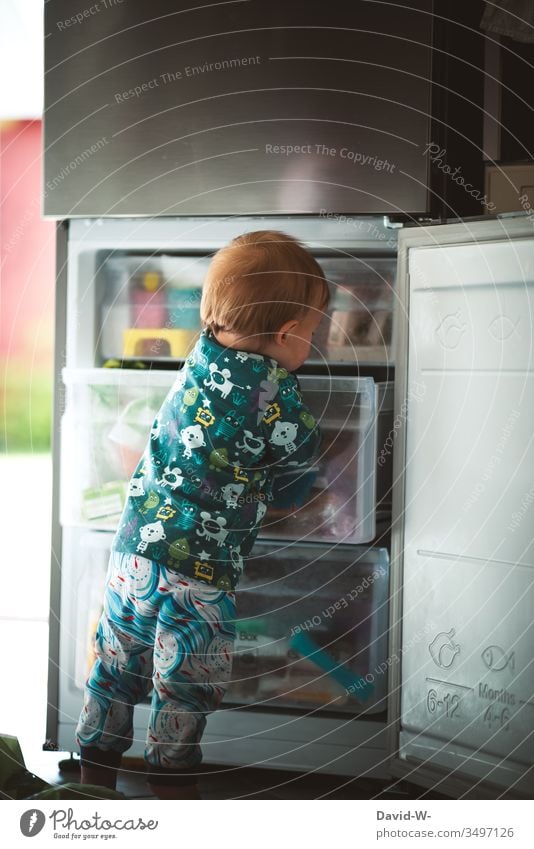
[112,328,321,590]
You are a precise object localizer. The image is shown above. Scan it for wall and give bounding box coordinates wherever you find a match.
[1,119,56,450]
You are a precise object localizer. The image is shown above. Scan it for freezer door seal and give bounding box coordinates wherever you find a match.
[388,213,534,799]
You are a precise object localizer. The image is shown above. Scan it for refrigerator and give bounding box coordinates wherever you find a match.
[46,212,534,798]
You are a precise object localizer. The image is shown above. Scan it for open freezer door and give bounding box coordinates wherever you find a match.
[388,213,534,799]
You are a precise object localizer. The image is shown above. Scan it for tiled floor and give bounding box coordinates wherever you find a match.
[0,455,448,801]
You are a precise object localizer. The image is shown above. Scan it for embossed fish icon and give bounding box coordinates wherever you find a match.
[481,645,515,672]
[488,315,520,341]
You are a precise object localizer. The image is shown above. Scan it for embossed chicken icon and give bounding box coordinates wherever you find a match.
[435,310,466,350]
[428,628,461,669]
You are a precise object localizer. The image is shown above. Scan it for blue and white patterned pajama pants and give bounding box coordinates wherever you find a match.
[76,550,236,785]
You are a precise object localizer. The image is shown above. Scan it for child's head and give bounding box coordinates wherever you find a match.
[200,230,329,370]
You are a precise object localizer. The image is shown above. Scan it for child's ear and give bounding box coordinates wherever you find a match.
[273,319,299,346]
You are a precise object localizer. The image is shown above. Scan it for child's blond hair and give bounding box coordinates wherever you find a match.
[200,230,329,341]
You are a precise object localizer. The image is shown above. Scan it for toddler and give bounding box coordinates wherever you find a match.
[76,230,329,798]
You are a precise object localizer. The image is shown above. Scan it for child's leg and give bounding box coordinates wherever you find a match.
[144,569,236,797]
[76,552,158,787]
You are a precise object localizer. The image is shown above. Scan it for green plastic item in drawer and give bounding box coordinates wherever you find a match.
[167,288,201,330]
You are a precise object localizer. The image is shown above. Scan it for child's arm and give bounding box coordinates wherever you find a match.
[261,375,322,470]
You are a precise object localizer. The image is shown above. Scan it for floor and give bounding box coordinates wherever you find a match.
[0,454,448,801]
[26,752,448,800]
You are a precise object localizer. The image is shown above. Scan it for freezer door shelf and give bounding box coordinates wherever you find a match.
[59,370,379,545]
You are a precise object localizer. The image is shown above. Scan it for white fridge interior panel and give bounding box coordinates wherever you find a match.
[395,225,534,794]
[408,243,534,373]
[409,238,534,289]
[400,555,534,763]
[405,239,534,566]
[403,373,534,566]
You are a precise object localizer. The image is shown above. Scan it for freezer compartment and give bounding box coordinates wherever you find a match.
[60,368,174,529]
[261,375,377,544]
[227,542,390,714]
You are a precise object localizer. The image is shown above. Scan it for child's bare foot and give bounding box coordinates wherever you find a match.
[148,782,201,800]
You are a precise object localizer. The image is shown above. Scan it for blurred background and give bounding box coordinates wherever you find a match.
[0,0,56,775]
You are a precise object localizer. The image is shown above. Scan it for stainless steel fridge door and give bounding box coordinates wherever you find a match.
[389,213,534,798]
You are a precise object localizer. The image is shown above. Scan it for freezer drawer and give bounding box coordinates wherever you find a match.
[69,240,396,368]
[60,370,378,544]
[56,529,389,736]
[57,529,110,728]
[55,527,390,776]
[226,542,389,715]
[60,368,174,528]
[55,532,390,776]
[317,256,396,365]
[261,375,377,544]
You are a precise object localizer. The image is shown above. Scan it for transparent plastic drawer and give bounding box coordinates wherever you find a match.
[70,531,110,692]
[60,368,174,529]
[61,370,377,540]
[226,543,390,714]
[260,375,377,544]
[97,254,209,362]
[95,252,394,365]
[313,257,396,366]
[60,531,389,719]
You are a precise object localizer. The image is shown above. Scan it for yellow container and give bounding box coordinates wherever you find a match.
[122,327,198,358]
